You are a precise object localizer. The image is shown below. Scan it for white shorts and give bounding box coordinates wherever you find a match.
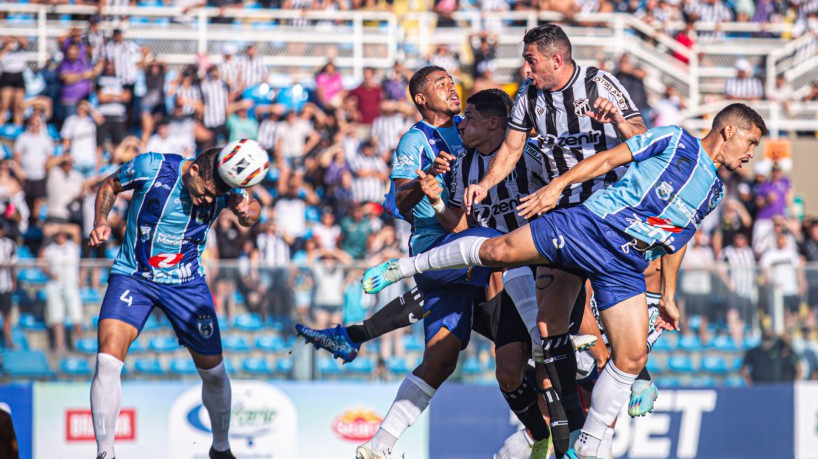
[45,282,83,326]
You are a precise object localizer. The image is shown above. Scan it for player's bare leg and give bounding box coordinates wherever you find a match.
[91,319,138,459]
[189,349,234,458]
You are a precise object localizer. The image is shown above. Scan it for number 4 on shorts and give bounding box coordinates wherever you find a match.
[120,289,133,307]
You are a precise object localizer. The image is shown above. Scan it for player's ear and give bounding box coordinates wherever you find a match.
[722,124,735,141]
[189,162,200,178]
[552,52,563,69]
[414,92,426,107]
[489,116,499,130]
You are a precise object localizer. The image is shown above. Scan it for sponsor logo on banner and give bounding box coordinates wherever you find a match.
[66,409,136,442]
[169,381,297,458]
[331,408,383,442]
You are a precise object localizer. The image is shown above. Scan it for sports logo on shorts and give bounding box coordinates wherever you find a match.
[197,315,214,339]
[655,181,674,201]
[552,235,566,249]
[573,98,591,117]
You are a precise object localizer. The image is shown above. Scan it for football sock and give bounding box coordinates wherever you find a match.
[494,429,533,459]
[91,353,124,459]
[198,361,232,452]
[576,361,637,456]
[598,428,614,459]
[347,287,424,344]
[501,373,550,442]
[502,268,541,346]
[542,334,585,432]
[371,373,436,453]
[397,236,487,277]
[637,366,651,381]
[542,387,570,458]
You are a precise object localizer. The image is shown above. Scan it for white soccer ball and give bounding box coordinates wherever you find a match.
[216,139,269,189]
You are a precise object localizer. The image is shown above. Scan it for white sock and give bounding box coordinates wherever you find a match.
[494,429,533,459]
[502,268,541,345]
[598,427,614,459]
[371,373,436,453]
[198,361,232,452]
[576,361,637,456]
[91,353,124,458]
[398,236,487,277]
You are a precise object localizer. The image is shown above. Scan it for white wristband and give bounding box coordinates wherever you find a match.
[431,199,446,215]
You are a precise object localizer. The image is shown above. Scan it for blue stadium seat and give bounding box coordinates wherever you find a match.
[689,376,718,387]
[743,335,761,350]
[60,357,92,377]
[80,287,103,305]
[129,337,148,354]
[255,335,286,353]
[18,268,49,284]
[75,337,98,354]
[217,316,231,332]
[667,355,695,373]
[0,124,23,141]
[646,357,664,374]
[223,358,237,374]
[132,358,165,376]
[678,335,703,352]
[169,358,198,376]
[91,316,100,330]
[462,356,483,375]
[18,313,47,331]
[651,335,674,352]
[653,376,681,387]
[317,356,344,375]
[275,358,293,374]
[1,350,55,378]
[730,356,744,372]
[223,335,251,353]
[150,335,180,353]
[711,335,740,352]
[16,245,33,259]
[385,356,410,374]
[347,356,374,374]
[242,357,272,375]
[724,375,746,387]
[700,356,729,375]
[233,313,263,332]
[402,334,424,353]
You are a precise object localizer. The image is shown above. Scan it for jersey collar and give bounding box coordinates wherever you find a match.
[552,61,580,93]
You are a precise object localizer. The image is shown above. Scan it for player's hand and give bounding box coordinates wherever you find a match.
[89,222,111,247]
[432,152,455,175]
[587,97,624,125]
[656,295,681,332]
[463,184,488,215]
[229,191,251,220]
[517,183,561,219]
[416,169,442,202]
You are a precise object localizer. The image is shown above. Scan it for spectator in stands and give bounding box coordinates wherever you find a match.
[256,219,293,318]
[57,43,100,122]
[680,231,716,342]
[652,86,686,127]
[802,221,818,319]
[688,0,734,41]
[793,326,818,380]
[349,140,389,204]
[311,250,353,330]
[714,198,752,255]
[0,160,29,239]
[614,54,651,127]
[145,120,174,153]
[102,29,142,121]
[41,230,83,354]
[340,204,376,260]
[0,223,17,349]
[96,60,131,153]
[256,104,285,153]
[803,81,818,102]
[238,44,267,88]
[347,67,384,126]
[761,231,807,327]
[428,45,461,79]
[315,61,346,110]
[383,62,410,105]
[201,65,235,147]
[313,207,342,251]
[61,100,100,176]
[140,57,168,147]
[219,44,241,91]
[165,99,197,157]
[753,161,794,251]
[724,59,764,101]
[0,36,29,126]
[370,101,407,156]
[226,99,259,143]
[13,115,54,226]
[276,108,320,171]
[470,32,498,79]
[767,74,795,116]
[673,15,697,63]
[275,170,319,244]
[44,154,85,241]
[208,0,242,24]
[742,329,802,383]
[84,15,104,64]
[719,232,757,348]
[170,65,203,118]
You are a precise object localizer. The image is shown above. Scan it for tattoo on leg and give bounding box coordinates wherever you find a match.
[536,273,555,290]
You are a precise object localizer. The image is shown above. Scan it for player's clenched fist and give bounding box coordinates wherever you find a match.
[463,184,487,215]
[229,191,251,220]
[416,169,443,202]
[586,97,624,125]
[89,222,111,247]
[431,152,455,175]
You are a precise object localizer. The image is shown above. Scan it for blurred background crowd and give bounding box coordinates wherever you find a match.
[0,1,817,385]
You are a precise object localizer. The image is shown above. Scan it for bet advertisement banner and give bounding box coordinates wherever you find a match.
[31,381,428,459]
[0,384,33,459]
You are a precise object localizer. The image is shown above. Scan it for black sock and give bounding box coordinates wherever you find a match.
[542,334,585,432]
[501,371,551,442]
[638,366,651,381]
[542,387,570,458]
[346,287,424,344]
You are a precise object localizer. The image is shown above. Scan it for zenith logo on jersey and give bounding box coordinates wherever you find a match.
[543,130,603,148]
[148,253,184,268]
[646,217,684,233]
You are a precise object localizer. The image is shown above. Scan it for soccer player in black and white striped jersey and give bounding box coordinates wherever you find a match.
[462,24,649,457]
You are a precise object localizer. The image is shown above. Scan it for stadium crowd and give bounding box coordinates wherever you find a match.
[0,8,817,383]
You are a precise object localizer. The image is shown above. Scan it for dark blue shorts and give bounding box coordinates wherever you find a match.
[415,227,500,349]
[530,206,648,311]
[99,274,223,355]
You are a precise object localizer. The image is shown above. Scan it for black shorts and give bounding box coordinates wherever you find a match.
[0,291,12,315]
[0,72,25,90]
[23,179,47,201]
[784,295,801,313]
[471,290,531,349]
[683,293,710,318]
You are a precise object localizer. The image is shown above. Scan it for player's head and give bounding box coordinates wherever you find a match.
[522,24,573,90]
[408,65,461,118]
[458,89,513,150]
[186,148,232,206]
[711,103,767,171]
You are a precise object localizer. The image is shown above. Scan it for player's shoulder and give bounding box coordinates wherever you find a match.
[396,125,429,151]
[514,78,534,97]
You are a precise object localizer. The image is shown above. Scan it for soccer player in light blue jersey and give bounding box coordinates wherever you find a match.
[363,103,767,459]
[88,148,261,459]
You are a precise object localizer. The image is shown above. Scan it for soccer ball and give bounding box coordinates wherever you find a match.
[216,139,269,189]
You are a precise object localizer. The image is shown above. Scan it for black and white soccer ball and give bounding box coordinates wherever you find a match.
[216,139,269,188]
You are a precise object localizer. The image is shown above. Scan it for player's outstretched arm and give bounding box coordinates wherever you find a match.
[229,191,261,227]
[656,244,687,332]
[417,169,467,233]
[463,129,527,214]
[517,142,634,218]
[89,171,125,247]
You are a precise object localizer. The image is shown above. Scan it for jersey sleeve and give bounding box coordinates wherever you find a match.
[448,153,465,208]
[626,126,680,162]
[522,142,548,190]
[117,152,163,191]
[391,130,426,180]
[595,71,641,120]
[508,79,535,132]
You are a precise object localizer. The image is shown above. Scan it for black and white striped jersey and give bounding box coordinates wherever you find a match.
[724,76,764,100]
[239,56,267,88]
[448,141,547,234]
[200,78,230,128]
[174,84,202,117]
[102,40,141,85]
[508,65,641,208]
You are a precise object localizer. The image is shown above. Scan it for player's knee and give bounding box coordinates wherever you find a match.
[496,365,523,392]
[612,350,647,375]
[480,239,513,265]
[98,335,131,361]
